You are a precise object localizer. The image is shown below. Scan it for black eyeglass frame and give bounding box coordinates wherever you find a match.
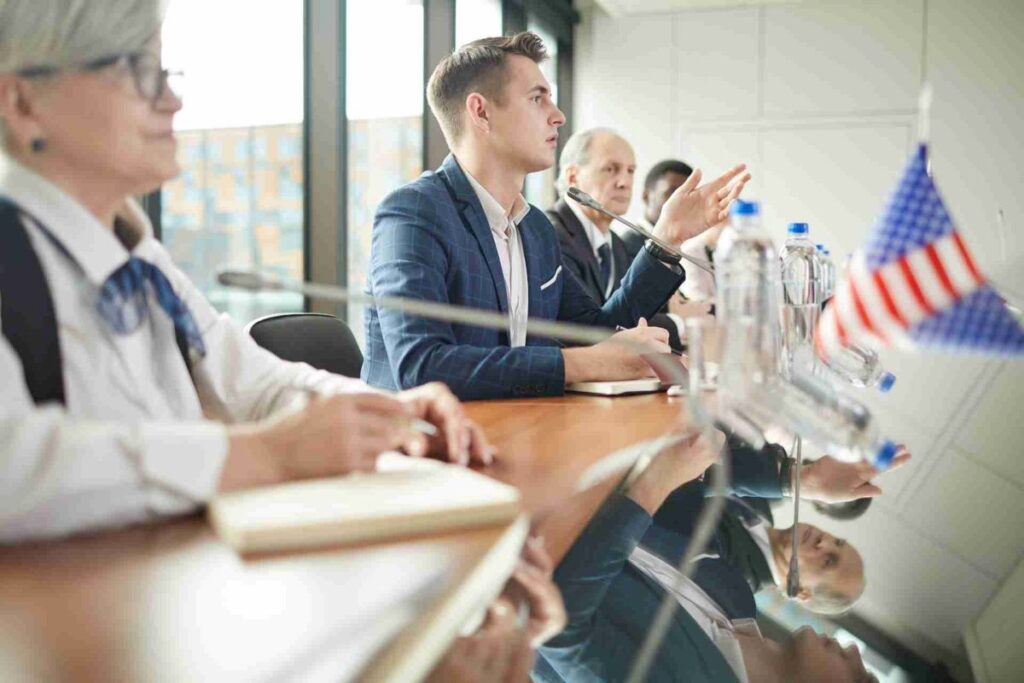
[16,52,182,105]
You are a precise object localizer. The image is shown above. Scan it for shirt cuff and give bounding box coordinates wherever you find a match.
[137,421,229,509]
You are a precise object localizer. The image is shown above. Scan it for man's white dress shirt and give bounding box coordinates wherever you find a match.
[0,156,368,543]
[463,168,530,347]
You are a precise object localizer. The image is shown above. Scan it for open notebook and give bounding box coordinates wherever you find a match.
[209,454,522,554]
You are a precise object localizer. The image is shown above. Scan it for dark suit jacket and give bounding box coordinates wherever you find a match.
[619,228,646,263]
[642,439,785,620]
[361,156,684,400]
[536,439,784,682]
[547,200,683,350]
[538,495,741,683]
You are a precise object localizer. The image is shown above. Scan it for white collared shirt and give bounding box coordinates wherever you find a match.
[0,156,368,543]
[462,167,530,347]
[566,196,615,299]
[630,545,759,683]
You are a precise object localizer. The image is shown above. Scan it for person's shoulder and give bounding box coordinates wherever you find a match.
[379,169,452,213]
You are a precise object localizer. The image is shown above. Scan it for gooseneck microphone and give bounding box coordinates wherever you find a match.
[566,186,715,275]
[787,435,803,598]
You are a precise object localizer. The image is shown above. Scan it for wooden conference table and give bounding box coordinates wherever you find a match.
[0,393,690,682]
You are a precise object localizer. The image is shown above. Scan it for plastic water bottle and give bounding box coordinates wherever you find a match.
[821,344,897,392]
[736,371,899,467]
[714,201,781,399]
[778,223,824,375]
[816,243,835,304]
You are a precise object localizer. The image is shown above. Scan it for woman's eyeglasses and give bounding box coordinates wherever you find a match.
[18,52,183,106]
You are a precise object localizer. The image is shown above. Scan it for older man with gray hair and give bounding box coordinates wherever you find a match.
[547,128,689,349]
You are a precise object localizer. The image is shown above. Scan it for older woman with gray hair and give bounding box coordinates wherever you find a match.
[0,0,496,543]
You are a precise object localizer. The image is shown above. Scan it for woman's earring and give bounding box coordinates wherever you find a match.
[30,138,46,153]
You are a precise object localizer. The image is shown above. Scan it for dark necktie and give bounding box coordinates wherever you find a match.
[96,257,207,366]
[597,242,612,294]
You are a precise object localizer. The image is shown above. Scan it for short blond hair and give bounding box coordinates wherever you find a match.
[426,31,548,148]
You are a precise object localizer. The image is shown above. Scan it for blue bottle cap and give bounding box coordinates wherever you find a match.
[815,243,826,251]
[731,200,760,216]
[787,222,809,235]
[878,372,897,393]
[874,440,899,469]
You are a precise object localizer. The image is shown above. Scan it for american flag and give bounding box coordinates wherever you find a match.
[816,144,1024,358]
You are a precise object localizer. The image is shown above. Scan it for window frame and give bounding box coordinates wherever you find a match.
[150,0,575,325]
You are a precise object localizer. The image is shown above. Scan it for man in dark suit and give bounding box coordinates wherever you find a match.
[547,129,686,349]
[536,434,875,683]
[647,446,911,621]
[362,33,749,399]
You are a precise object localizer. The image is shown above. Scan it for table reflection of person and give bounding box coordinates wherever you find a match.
[537,434,877,683]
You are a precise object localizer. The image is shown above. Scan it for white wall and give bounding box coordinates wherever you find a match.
[575,0,1024,676]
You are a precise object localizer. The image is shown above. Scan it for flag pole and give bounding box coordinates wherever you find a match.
[918,83,933,176]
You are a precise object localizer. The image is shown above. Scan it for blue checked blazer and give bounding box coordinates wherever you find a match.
[361,155,685,400]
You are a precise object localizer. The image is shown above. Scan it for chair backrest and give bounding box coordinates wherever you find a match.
[246,313,363,378]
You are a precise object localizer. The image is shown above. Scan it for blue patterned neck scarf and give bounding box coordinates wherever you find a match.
[96,257,206,366]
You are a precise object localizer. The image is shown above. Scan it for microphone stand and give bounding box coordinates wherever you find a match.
[787,434,802,598]
[567,186,715,275]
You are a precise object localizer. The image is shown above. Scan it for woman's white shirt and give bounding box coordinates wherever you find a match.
[0,157,368,543]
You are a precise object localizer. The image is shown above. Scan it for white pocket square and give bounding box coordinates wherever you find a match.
[540,265,562,290]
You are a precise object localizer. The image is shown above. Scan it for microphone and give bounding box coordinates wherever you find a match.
[786,435,803,598]
[219,269,611,349]
[566,186,715,275]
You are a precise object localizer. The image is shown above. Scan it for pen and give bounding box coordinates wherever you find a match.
[409,417,439,437]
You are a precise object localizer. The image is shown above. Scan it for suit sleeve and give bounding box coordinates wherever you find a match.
[541,494,655,680]
[557,247,685,329]
[369,188,564,400]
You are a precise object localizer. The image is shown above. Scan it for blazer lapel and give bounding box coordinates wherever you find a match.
[438,155,509,313]
[556,201,605,299]
[518,211,546,340]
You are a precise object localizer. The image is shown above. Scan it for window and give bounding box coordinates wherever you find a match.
[456,0,502,49]
[346,0,425,345]
[524,20,560,209]
[161,0,305,323]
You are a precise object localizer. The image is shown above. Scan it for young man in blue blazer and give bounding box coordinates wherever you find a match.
[362,32,749,400]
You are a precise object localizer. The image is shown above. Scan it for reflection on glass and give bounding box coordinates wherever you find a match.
[756,591,913,682]
[347,0,425,348]
[161,0,304,323]
[524,20,559,210]
[456,0,502,48]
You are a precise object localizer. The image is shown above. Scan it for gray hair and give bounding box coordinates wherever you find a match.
[555,127,619,196]
[804,573,866,617]
[0,0,165,147]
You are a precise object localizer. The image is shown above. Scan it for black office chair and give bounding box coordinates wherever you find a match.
[246,312,364,378]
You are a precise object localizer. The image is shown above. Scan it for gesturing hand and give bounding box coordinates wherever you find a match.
[652,163,751,245]
[800,447,912,503]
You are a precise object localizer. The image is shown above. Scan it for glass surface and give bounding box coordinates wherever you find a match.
[524,20,559,210]
[456,0,502,49]
[347,0,425,348]
[161,0,304,324]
